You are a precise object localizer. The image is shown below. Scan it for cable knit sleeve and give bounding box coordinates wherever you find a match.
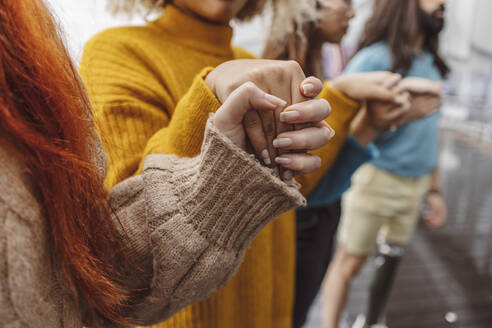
[105,117,305,327]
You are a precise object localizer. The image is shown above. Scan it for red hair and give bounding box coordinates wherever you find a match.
[0,0,129,324]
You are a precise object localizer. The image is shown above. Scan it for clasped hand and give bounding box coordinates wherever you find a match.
[208,59,332,181]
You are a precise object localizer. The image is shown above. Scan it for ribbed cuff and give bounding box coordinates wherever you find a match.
[143,117,305,250]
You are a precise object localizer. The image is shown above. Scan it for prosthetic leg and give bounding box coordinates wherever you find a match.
[365,242,405,326]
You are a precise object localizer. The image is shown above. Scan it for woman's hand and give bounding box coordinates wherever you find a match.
[393,78,443,126]
[214,82,333,180]
[350,94,410,146]
[424,192,447,228]
[207,59,332,179]
[331,71,403,102]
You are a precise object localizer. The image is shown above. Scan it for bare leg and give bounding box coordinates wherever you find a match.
[322,243,368,328]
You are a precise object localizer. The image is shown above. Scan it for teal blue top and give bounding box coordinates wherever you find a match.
[301,136,379,210]
[344,42,442,178]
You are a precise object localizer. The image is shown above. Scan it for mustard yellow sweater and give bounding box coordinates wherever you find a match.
[79,5,359,328]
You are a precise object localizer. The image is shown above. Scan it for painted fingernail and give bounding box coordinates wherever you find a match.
[280,111,300,123]
[326,127,336,138]
[261,149,271,165]
[265,94,287,108]
[273,138,292,148]
[283,170,294,181]
[275,156,292,165]
[302,83,315,95]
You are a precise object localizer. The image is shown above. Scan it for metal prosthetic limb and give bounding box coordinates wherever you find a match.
[365,242,405,326]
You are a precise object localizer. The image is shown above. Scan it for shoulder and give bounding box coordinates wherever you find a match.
[83,24,160,51]
[80,24,172,70]
[0,141,41,222]
[0,141,68,327]
[345,42,392,73]
[232,46,256,59]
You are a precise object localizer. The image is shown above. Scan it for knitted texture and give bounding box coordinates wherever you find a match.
[0,118,305,328]
[79,5,359,328]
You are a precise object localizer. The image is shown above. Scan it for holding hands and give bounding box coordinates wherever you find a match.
[208,59,332,180]
[208,59,443,181]
[351,75,443,145]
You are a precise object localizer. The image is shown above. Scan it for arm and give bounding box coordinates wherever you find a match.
[79,36,221,188]
[297,70,402,197]
[108,118,305,326]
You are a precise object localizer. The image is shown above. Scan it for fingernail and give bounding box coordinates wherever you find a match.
[265,94,287,108]
[327,127,336,138]
[275,156,292,165]
[273,138,292,148]
[302,83,315,95]
[261,149,271,165]
[394,94,408,104]
[279,111,300,123]
[283,170,294,181]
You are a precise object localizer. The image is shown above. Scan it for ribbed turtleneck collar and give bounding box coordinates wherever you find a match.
[152,5,234,57]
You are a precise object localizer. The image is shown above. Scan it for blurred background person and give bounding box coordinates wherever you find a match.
[321,0,448,327]
[263,2,444,327]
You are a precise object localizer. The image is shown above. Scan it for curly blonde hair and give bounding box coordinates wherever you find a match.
[106,0,267,21]
[268,0,321,44]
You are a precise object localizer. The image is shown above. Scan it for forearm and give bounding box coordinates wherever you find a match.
[350,108,380,147]
[108,118,305,326]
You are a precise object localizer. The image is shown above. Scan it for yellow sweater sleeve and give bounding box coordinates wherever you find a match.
[297,81,360,196]
[142,69,221,160]
[80,35,220,188]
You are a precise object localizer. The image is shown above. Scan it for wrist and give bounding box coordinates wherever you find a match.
[331,77,360,104]
[351,125,379,147]
[351,114,380,147]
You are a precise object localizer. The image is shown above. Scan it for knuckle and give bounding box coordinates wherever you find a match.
[241,81,257,95]
[295,158,305,171]
[250,68,267,84]
[299,133,309,148]
[225,82,242,98]
[287,60,301,71]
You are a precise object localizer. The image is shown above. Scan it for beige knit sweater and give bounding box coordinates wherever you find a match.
[0,118,305,328]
